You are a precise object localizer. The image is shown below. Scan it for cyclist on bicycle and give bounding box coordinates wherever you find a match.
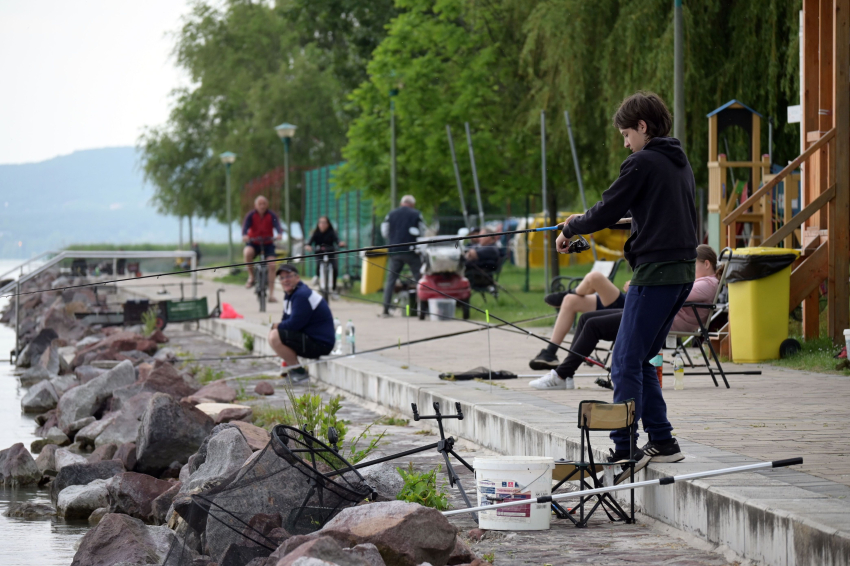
[305,216,345,293]
[242,196,284,302]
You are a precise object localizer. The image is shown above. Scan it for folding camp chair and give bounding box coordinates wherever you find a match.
[550,258,624,293]
[550,399,637,527]
[665,247,732,388]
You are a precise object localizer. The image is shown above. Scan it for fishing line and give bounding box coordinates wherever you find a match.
[362,251,609,370]
[2,225,568,300]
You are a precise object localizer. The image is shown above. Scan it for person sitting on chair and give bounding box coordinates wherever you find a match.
[529,245,720,390]
[530,270,629,369]
[464,228,501,287]
[267,264,335,383]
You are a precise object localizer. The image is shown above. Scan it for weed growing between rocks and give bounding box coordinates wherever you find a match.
[197,366,226,384]
[378,415,410,427]
[241,330,254,352]
[141,307,158,336]
[396,463,450,510]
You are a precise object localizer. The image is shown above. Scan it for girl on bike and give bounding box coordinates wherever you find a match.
[305,216,345,292]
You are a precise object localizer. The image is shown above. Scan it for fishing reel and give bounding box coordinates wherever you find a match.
[567,235,591,254]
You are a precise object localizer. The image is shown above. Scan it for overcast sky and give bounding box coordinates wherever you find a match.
[0,1,192,165]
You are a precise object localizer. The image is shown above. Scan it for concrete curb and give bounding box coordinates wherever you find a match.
[200,317,850,566]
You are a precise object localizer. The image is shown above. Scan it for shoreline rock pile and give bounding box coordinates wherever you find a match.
[1,271,490,566]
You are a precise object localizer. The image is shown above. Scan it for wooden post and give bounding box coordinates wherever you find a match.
[819,0,834,229]
[831,0,850,343]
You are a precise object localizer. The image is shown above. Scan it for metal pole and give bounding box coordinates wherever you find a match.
[524,194,530,292]
[15,280,20,358]
[673,0,685,148]
[225,164,233,264]
[447,125,471,230]
[464,123,485,228]
[284,138,292,257]
[541,111,549,293]
[190,252,197,298]
[390,93,397,209]
[768,117,773,165]
[564,111,598,260]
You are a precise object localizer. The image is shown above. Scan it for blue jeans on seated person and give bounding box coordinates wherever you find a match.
[610,283,692,452]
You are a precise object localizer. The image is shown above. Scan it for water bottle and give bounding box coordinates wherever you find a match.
[332,317,342,355]
[673,355,685,390]
[345,320,356,355]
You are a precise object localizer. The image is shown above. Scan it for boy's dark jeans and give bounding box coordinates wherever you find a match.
[610,283,693,452]
[555,309,623,379]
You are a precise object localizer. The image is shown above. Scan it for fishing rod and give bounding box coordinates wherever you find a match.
[1,224,571,300]
[362,239,610,371]
[441,457,804,517]
[188,312,557,364]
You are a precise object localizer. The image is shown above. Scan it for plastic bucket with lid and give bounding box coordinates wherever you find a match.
[428,298,455,321]
[473,456,554,530]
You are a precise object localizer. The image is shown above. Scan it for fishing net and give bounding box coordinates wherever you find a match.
[163,425,375,566]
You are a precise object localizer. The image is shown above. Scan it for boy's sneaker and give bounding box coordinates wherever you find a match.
[529,349,559,370]
[640,438,685,463]
[286,367,309,383]
[529,369,574,390]
[607,447,651,485]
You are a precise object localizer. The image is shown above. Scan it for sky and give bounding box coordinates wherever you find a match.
[0,0,193,165]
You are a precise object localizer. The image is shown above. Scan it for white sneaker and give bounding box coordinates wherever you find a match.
[529,370,574,390]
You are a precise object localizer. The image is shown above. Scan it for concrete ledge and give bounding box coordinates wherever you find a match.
[200,317,850,566]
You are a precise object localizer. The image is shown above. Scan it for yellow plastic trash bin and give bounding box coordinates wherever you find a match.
[360,249,388,295]
[726,247,799,363]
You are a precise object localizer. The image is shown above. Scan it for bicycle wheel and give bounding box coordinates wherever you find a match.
[319,261,330,303]
[257,264,267,312]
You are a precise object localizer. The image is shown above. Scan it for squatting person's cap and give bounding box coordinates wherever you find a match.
[276,264,299,276]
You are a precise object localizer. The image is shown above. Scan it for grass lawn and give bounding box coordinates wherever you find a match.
[771,335,849,375]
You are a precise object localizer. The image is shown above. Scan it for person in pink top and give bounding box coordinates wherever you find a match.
[670,245,720,332]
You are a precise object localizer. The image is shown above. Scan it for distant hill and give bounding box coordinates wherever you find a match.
[0,147,228,258]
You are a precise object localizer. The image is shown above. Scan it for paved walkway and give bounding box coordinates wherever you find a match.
[122,272,850,490]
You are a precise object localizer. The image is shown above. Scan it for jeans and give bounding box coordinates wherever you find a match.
[381,251,422,313]
[610,283,692,452]
[555,309,623,379]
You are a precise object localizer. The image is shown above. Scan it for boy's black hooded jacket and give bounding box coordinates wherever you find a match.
[562,137,698,268]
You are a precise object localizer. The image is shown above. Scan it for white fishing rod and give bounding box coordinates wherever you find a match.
[442,457,803,517]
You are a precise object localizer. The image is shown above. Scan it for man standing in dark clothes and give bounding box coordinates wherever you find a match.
[380,194,427,317]
[555,92,697,482]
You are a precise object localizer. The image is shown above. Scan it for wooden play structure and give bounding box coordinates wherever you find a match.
[715,0,849,345]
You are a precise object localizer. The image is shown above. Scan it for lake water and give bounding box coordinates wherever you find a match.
[0,260,88,565]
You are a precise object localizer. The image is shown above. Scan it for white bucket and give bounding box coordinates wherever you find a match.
[473,456,554,531]
[428,298,455,321]
[844,329,850,355]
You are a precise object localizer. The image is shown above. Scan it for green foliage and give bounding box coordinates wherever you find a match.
[378,415,409,427]
[141,308,159,337]
[396,463,450,510]
[772,335,850,376]
[482,553,495,564]
[197,366,226,384]
[252,404,297,430]
[241,330,255,353]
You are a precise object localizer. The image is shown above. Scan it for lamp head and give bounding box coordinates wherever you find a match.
[275,123,297,139]
[219,151,236,165]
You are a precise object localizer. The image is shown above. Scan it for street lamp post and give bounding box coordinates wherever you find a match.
[219,151,237,263]
[275,122,297,257]
[389,88,399,209]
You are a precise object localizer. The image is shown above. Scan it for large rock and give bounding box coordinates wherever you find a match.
[50,459,125,504]
[71,513,196,566]
[135,393,213,475]
[182,428,252,493]
[31,426,70,453]
[3,501,56,519]
[16,328,59,368]
[186,380,237,404]
[115,442,137,470]
[358,462,405,502]
[49,373,80,396]
[317,502,457,566]
[0,443,41,486]
[57,479,110,520]
[75,365,106,384]
[57,360,136,429]
[21,379,60,413]
[88,443,118,463]
[106,471,174,522]
[276,536,376,566]
[112,360,199,407]
[72,331,158,367]
[94,392,155,448]
[230,420,271,451]
[215,406,254,424]
[150,481,182,525]
[75,415,117,449]
[35,444,59,474]
[35,344,62,375]
[54,448,90,471]
[19,366,54,386]
[254,381,274,396]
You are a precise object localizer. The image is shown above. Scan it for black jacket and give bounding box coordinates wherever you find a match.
[562,137,698,268]
[382,206,426,249]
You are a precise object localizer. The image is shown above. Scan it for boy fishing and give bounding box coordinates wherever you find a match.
[554,92,697,482]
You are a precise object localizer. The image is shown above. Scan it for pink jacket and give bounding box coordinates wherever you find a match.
[670,276,719,332]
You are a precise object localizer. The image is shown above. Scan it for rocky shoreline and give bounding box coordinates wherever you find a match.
[0,270,491,566]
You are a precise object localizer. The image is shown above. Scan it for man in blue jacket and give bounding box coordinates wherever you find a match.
[267,264,335,382]
[553,92,696,483]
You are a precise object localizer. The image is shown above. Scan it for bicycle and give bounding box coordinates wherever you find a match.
[247,237,275,312]
[315,243,339,304]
